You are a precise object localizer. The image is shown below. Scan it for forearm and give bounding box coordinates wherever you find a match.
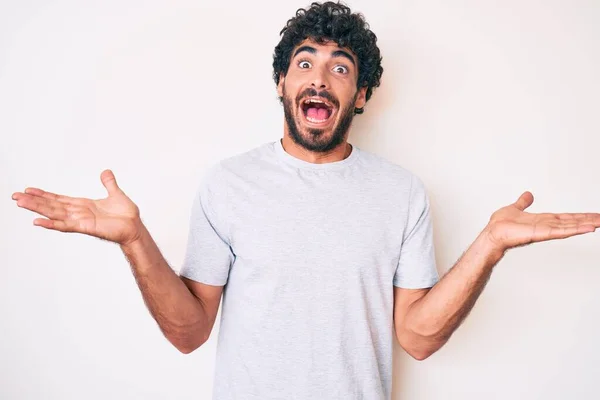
[403,227,506,349]
[120,221,210,352]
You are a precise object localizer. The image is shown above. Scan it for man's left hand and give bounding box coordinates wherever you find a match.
[484,191,600,253]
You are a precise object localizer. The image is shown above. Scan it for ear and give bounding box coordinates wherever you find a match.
[355,86,367,109]
[277,73,285,98]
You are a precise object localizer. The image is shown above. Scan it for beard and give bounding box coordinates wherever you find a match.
[282,86,358,153]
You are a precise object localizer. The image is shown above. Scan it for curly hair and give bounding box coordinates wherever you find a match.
[273,1,383,115]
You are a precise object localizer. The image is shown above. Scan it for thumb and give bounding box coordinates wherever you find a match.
[514,191,534,211]
[100,169,121,196]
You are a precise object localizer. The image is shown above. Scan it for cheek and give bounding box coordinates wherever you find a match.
[332,80,356,99]
[284,71,308,90]
[348,84,363,102]
[285,80,302,96]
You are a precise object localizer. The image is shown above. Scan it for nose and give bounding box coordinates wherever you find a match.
[310,66,330,90]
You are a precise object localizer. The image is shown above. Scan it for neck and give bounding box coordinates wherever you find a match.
[280,134,352,164]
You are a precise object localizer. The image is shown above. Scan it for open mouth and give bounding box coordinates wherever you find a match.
[300,98,335,125]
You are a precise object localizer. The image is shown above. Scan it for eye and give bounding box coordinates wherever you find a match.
[333,65,348,74]
[298,60,312,69]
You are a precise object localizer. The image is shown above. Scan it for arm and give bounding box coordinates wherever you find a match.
[395,227,504,360]
[395,191,600,360]
[121,222,223,354]
[11,169,224,354]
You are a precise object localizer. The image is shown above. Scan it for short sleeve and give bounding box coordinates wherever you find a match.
[179,164,234,286]
[393,175,440,288]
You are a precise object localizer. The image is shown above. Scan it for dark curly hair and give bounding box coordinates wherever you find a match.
[273,1,383,115]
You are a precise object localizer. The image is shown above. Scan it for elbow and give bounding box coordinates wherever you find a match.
[176,344,198,354]
[174,337,207,354]
[166,328,210,354]
[397,330,445,361]
[409,336,448,361]
[405,342,443,361]
[408,348,434,361]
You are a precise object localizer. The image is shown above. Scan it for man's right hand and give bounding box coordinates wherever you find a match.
[11,169,143,246]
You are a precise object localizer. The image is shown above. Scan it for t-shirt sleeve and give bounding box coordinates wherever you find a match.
[179,164,234,286]
[393,175,440,288]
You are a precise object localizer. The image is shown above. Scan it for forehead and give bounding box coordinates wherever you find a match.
[292,38,357,62]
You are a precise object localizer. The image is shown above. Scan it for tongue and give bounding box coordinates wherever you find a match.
[307,107,329,121]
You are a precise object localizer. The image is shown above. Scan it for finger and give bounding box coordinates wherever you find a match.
[554,213,600,225]
[541,224,596,240]
[33,218,76,232]
[580,213,600,226]
[22,187,83,205]
[556,213,587,221]
[514,191,534,211]
[16,194,68,220]
[536,218,600,232]
[564,224,596,236]
[101,169,121,196]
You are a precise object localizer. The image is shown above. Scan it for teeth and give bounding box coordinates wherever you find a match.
[306,116,328,123]
[304,99,326,105]
[302,98,333,123]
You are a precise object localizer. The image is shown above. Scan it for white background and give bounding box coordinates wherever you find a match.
[1,0,599,399]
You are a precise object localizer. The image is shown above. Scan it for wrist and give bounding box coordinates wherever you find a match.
[479,224,507,261]
[120,218,147,250]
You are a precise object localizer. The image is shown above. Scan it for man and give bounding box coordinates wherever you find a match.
[10,2,600,399]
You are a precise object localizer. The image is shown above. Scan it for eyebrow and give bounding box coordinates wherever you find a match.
[293,45,356,67]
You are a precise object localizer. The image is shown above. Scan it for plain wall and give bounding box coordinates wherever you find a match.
[1,0,599,399]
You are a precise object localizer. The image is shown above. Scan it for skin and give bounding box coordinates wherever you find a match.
[10,40,600,361]
[277,38,367,164]
[394,192,600,359]
[10,172,218,353]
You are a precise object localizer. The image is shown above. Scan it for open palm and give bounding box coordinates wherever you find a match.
[11,169,142,246]
[486,191,600,251]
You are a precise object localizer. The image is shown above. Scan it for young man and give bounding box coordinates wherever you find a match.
[11,2,600,399]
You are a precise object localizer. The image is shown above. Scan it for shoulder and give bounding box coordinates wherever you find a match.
[356,147,426,192]
[199,141,273,184]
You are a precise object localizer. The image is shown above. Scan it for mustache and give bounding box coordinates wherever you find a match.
[296,88,339,108]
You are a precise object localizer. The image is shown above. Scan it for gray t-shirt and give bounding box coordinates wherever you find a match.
[180,139,439,400]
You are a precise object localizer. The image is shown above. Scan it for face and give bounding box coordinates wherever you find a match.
[277,39,367,153]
